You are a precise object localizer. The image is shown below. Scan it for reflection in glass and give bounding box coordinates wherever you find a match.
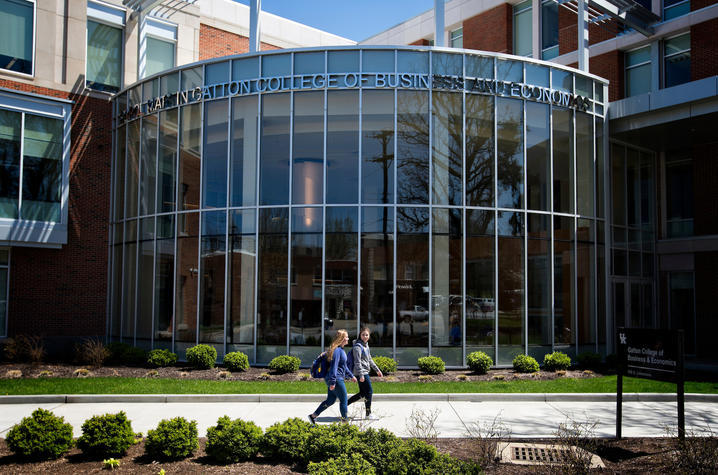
[527,213,551,360]
[497,98,523,209]
[154,215,174,347]
[127,121,140,218]
[231,96,258,207]
[432,208,462,366]
[325,207,358,342]
[327,91,359,203]
[596,118,604,218]
[111,226,123,339]
[397,90,429,204]
[175,212,199,350]
[576,113,594,216]
[260,94,290,205]
[466,210,494,356]
[553,108,573,213]
[396,207,429,364]
[22,115,63,221]
[611,144,625,226]
[199,211,226,350]
[202,100,228,208]
[497,211,524,365]
[114,125,126,220]
[554,216,574,348]
[577,219,595,353]
[140,116,157,217]
[257,208,288,359]
[466,94,494,207]
[432,92,462,205]
[228,210,256,350]
[293,92,324,205]
[157,110,177,213]
[526,102,550,211]
[360,207,394,350]
[137,217,155,348]
[362,91,394,204]
[179,104,201,211]
[122,220,137,344]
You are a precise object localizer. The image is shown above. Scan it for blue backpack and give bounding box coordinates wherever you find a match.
[310,352,329,378]
[346,343,364,375]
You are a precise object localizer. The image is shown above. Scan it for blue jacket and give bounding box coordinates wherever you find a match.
[326,347,351,386]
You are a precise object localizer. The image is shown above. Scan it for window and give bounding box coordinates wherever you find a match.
[86,1,125,93]
[665,155,693,237]
[541,0,559,59]
[664,33,690,88]
[664,0,690,20]
[625,46,651,97]
[450,27,463,48]
[513,0,532,57]
[0,0,34,75]
[143,18,176,78]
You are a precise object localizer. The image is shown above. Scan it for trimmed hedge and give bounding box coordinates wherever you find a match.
[106,342,147,366]
[185,344,217,370]
[268,355,301,374]
[466,351,493,374]
[145,417,198,460]
[576,351,602,369]
[417,356,445,375]
[259,417,314,463]
[512,354,540,373]
[308,454,376,475]
[223,351,250,372]
[373,356,397,375]
[6,409,74,460]
[206,416,263,463]
[77,411,136,457]
[147,349,178,368]
[543,351,571,371]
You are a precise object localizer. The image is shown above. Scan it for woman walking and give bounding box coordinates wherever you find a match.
[347,327,383,419]
[308,329,357,424]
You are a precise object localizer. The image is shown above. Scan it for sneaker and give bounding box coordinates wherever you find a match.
[365,413,378,420]
[340,417,349,424]
[308,414,317,425]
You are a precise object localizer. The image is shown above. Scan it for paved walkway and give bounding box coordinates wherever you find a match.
[1,394,717,439]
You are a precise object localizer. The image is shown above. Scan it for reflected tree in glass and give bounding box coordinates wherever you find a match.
[497,211,524,365]
[466,209,495,355]
[362,90,394,204]
[432,92,463,206]
[199,210,226,346]
[228,209,256,349]
[397,90,429,204]
[257,208,288,347]
[497,98,523,209]
[466,95,494,207]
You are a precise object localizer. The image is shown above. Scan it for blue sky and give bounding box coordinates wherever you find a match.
[235,0,435,42]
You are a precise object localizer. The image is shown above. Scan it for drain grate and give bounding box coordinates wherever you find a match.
[496,442,605,468]
[512,445,572,463]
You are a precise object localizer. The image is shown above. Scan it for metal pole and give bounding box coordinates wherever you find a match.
[249,0,261,53]
[434,0,445,47]
[577,0,589,71]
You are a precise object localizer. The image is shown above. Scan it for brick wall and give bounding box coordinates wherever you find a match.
[559,8,619,55]
[589,51,623,102]
[463,4,513,54]
[691,19,718,80]
[0,80,112,340]
[410,39,432,46]
[199,24,280,61]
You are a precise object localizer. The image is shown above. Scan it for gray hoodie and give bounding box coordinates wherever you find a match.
[351,339,380,376]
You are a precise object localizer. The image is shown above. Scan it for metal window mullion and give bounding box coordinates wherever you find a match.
[572,101,578,353]
[171,102,181,354]
[493,56,499,362]
[428,50,433,357]
[195,73,205,347]
[253,82,262,364]
[150,217,157,349]
[549,96,555,350]
[223,97,232,358]
[592,114,598,353]
[601,91,611,353]
[106,107,117,342]
[322,65,330,341]
[461,53,467,366]
[133,118,144,346]
[287,69,294,356]
[393,50,399,355]
[356,68,362,353]
[18,113,24,219]
[522,63,528,356]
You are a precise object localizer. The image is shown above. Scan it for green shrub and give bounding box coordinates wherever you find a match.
[417,356,445,375]
[260,417,314,463]
[147,349,178,368]
[223,351,250,372]
[145,417,198,460]
[466,351,493,374]
[106,342,147,366]
[206,416,263,463]
[543,351,572,371]
[268,355,300,374]
[512,354,539,373]
[304,423,361,466]
[77,411,136,457]
[426,453,482,475]
[6,408,74,460]
[373,356,397,375]
[308,454,376,475]
[385,438,438,475]
[576,351,602,369]
[356,428,403,474]
[185,344,217,369]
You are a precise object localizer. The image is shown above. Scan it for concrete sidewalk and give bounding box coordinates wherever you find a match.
[1,394,717,439]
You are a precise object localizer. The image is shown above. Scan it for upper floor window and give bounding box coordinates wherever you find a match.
[664,0,690,21]
[664,33,690,88]
[86,1,125,93]
[541,0,559,59]
[625,46,651,97]
[450,27,463,48]
[143,18,177,78]
[0,0,34,75]
[513,0,532,57]
[665,154,693,237]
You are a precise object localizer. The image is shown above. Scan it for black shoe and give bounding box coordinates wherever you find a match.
[308,414,317,425]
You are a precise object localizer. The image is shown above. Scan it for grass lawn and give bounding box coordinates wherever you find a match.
[1,375,717,395]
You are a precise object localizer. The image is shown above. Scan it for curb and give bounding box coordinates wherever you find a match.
[1,393,716,404]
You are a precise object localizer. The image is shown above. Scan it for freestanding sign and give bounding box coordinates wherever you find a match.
[616,328,685,439]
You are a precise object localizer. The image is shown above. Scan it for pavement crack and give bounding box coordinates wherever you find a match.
[447,400,472,436]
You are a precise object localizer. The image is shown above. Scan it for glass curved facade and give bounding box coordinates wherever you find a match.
[110,47,608,366]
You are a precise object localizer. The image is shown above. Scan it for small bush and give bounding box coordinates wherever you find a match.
[373,356,397,375]
[217,370,231,379]
[145,417,198,460]
[106,342,147,366]
[576,351,602,370]
[304,423,361,466]
[6,408,74,460]
[102,458,120,470]
[147,349,178,368]
[145,370,159,378]
[467,351,493,374]
[3,335,45,364]
[268,355,300,374]
[308,454,376,475]
[385,438,438,475]
[74,368,92,377]
[419,375,433,382]
[223,351,250,372]
[417,356,445,375]
[512,354,539,373]
[77,412,136,457]
[75,338,110,367]
[356,428,402,474]
[260,417,314,463]
[5,369,22,378]
[206,416,263,464]
[427,453,482,474]
[543,351,572,371]
[185,344,217,369]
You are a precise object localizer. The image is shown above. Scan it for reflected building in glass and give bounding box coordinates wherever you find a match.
[110,47,608,367]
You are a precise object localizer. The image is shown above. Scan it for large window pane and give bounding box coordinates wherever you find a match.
[325,207,358,345]
[397,90,429,204]
[327,91,359,204]
[432,92,462,206]
[552,108,573,213]
[136,217,154,348]
[0,0,33,74]
[157,109,177,213]
[202,99,228,208]
[114,125,126,220]
[576,112,594,216]
[541,0,559,59]
[497,98,523,209]
[527,213,551,360]
[146,36,174,78]
[513,0,532,57]
[526,102,550,211]
[260,94,290,205]
[625,47,651,97]
[22,115,62,221]
[466,210,494,357]
[228,210,256,352]
[87,20,122,92]
[466,95,494,207]
[199,211,226,352]
[122,220,137,344]
[179,104,201,211]
[231,96,258,207]
[110,226,123,339]
[664,34,690,88]
[497,211,524,365]
[154,215,174,347]
[140,115,157,216]
[432,208,462,366]
[554,216,574,349]
[665,155,693,237]
[577,219,595,352]
[293,92,323,205]
[126,121,140,218]
[362,90,394,204]
[175,212,199,352]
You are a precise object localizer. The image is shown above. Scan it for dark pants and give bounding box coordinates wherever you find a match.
[313,378,348,419]
[347,374,373,414]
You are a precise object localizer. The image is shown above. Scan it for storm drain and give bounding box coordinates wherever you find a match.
[496,442,605,468]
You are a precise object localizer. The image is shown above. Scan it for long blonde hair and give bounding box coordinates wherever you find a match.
[326,329,348,361]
